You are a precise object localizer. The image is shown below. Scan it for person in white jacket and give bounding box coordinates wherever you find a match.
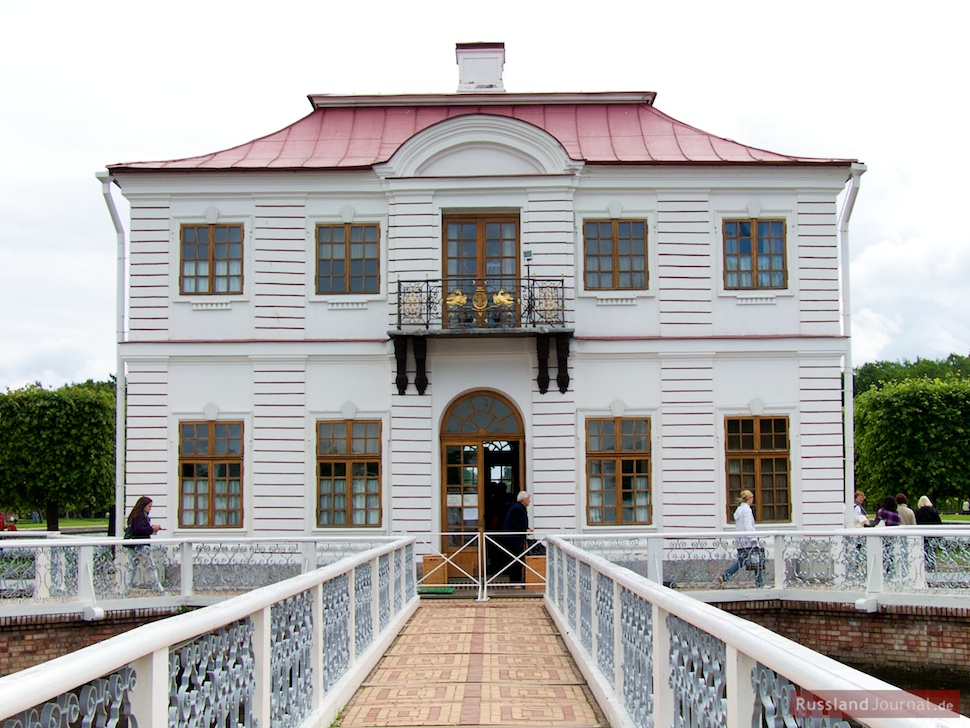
[718,490,764,587]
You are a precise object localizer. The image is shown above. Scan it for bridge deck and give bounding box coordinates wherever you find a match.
[338,598,607,727]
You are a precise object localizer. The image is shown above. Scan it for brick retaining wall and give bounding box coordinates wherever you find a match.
[720,600,970,715]
[0,609,179,677]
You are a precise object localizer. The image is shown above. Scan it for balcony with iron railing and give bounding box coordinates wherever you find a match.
[389,276,573,395]
[393,276,568,332]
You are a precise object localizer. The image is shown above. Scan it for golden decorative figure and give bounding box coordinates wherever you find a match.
[471,290,489,311]
[492,289,514,307]
[446,290,467,307]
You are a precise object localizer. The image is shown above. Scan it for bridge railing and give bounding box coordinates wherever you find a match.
[562,527,970,600]
[0,536,418,728]
[546,535,970,728]
[0,535,404,617]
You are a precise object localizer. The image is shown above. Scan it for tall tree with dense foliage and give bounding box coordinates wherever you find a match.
[854,377,970,507]
[0,380,115,531]
[855,354,970,396]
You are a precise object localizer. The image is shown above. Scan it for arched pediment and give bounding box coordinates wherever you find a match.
[376,114,583,179]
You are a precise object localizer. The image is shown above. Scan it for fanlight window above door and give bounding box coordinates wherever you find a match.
[445,394,521,435]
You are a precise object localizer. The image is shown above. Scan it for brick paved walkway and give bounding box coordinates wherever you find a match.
[337,599,608,727]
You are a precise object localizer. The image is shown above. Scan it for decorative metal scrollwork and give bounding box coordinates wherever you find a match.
[621,588,653,727]
[322,573,351,691]
[354,564,374,656]
[579,562,593,653]
[270,591,314,727]
[667,614,726,727]
[752,663,850,728]
[596,571,615,689]
[3,666,136,728]
[169,619,256,726]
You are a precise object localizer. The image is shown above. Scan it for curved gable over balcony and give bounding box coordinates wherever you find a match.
[376,114,583,178]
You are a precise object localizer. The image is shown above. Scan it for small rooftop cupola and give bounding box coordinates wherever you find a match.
[456,42,506,93]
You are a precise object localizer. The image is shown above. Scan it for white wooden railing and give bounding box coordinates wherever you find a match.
[546,535,970,728]
[0,537,417,727]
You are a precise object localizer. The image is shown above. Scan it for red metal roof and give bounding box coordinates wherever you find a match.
[108,101,851,172]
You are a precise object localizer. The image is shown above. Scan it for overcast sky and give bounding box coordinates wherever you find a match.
[1,0,968,390]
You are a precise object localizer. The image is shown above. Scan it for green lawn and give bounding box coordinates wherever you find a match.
[941,514,970,523]
[14,518,110,531]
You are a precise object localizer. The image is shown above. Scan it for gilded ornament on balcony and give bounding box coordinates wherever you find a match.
[492,289,514,307]
[472,289,489,311]
[446,290,467,307]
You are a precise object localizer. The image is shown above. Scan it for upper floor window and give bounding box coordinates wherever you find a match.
[317,420,381,527]
[725,416,790,522]
[180,224,244,295]
[723,219,786,290]
[586,417,651,525]
[179,421,244,528]
[316,223,380,294]
[583,220,647,290]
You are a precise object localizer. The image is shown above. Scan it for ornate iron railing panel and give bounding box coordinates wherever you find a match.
[404,543,415,601]
[192,542,301,593]
[354,563,374,656]
[270,591,314,728]
[596,571,615,690]
[668,615,726,727]
[322,572,351,691]
[169,619,256,726]
[579,561,593,653]
[752,663,851,728]
[621,587,653,728]
[378,553,391,631]
[393,548,403,614]
[566,553,577,626]
[2,666,136,727]
[395,277,566,331]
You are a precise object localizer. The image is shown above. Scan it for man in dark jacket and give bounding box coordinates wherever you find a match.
[501,491,531,583]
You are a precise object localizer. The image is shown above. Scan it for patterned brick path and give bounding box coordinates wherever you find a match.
[338,599,608,727]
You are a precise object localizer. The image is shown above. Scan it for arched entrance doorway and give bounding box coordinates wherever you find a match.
[440,390,524,577]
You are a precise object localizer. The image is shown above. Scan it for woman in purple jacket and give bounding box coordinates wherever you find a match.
[123,496,165,595]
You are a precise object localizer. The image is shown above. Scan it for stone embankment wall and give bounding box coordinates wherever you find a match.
[0,608,177,677]
[721,600,970,715]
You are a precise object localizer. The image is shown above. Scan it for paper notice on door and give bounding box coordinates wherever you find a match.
[464,507,479,522]
[447,494,462,507]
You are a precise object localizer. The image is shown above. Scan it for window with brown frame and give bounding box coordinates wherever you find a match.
[586,417,651,525]
[722,219,787,290]
[725,416,790,522]
[180,224,244,295]
[583,220,648,290]
[317,420,381,527]
[179,421,244,528]
[316,223,380,294]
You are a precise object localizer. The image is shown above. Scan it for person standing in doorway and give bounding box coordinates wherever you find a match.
[123,496,165,596]
[718,490,764,588]
[501,491,531,583]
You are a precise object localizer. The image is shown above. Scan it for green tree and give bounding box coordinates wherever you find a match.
[0,381,115,531]
[855,354,970,396]
[854,377,970,507]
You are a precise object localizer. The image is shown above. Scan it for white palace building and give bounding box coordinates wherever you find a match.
[99,43,864,570]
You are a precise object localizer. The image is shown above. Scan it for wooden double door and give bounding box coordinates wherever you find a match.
[440,391,524,578]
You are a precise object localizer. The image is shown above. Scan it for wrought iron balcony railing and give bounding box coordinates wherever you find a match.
[395,277,566,331]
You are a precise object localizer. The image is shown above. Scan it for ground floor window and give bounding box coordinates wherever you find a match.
[317,420,381,527]
[725,416,790,522]
[179,421,244,527]
[586,417,651,525]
